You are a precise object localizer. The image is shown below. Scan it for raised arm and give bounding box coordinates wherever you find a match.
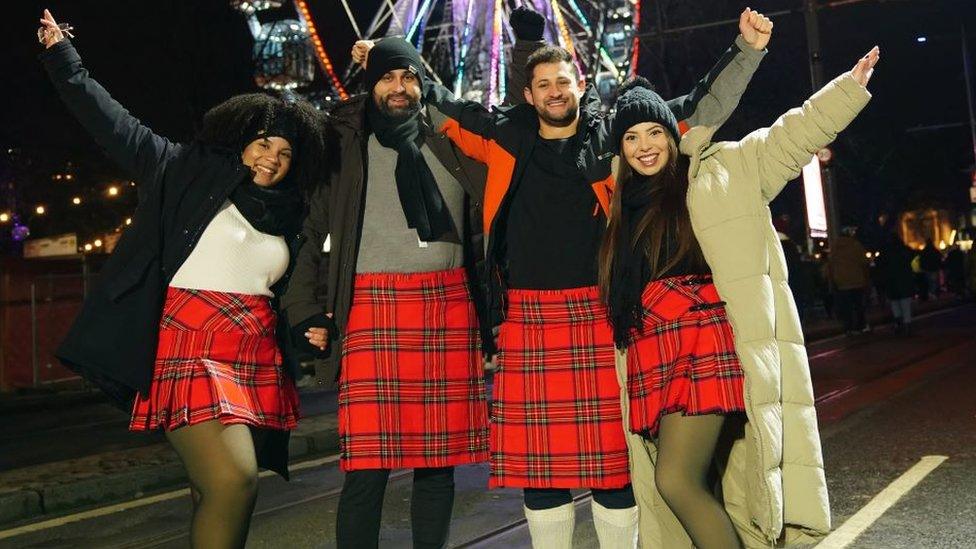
[37,10,179,203]
[504,6,547,106]
[738,47,878,202]
[666,8,771,131]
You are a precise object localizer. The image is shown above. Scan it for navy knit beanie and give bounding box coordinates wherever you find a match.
[609,77,680,154]
[365,37,426,93]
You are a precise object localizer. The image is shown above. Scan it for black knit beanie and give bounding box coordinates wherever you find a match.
[244,104,300,151]
[609,77,680,154]
[365,37,426,93]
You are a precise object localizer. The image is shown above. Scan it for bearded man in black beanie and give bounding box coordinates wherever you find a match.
[280,26,544,547]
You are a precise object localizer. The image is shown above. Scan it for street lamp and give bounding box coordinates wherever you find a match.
[72,197,82,205]
[107,186,119,197]
[0,213,8,223]
[35,205,46,215]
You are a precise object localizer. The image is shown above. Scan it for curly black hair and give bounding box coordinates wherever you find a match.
[196,92,330,194]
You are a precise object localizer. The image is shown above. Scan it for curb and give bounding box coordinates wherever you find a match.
[0,423,339,528]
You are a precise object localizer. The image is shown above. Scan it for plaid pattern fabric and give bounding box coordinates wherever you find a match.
[130,287,300,432]
[490,286,630,490]
[626,275,745,437]
[338,268,488,471]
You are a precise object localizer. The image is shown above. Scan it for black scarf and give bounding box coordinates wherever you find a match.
[608,175,655,348]
[229,178,304,237]
[366,101,452,241]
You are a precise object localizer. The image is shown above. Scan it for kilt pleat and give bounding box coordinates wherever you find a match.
[130,287,300,432]
[490,286,630,490]
[627,275,745,437]
[338,268,488,471]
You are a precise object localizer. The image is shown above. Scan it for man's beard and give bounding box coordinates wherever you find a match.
[535,99,579,127]
[378,93,421,120]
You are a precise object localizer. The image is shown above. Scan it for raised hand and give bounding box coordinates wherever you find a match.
[739,7,773,51]
[351,40,375,68]
[510,5,546,41]
[851,46,880,87]
[37,9,69,48]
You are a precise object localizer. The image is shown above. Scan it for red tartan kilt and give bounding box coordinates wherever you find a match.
[491,286,630,490]
[130,287,300,432]
[338,268,488,471]
[626,276,745,437]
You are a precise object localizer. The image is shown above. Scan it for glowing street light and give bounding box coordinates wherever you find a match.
[72,197,82,205]
[94,239,103,248]
[0,213,8,223]
[107,186,119,197]
[84,243,93,251]
[35,205,46,215]
[125,217,132,225]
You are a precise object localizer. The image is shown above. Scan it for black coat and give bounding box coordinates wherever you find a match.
[878,236,916,300]
[43,41,300,477]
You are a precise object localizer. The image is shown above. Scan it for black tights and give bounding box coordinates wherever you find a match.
[165,421,266,549]
[653,413,742,549]
[523,484,636,510]
[335,467,455,549]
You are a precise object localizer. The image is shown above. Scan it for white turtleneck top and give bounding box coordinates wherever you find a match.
[169,201,289,297]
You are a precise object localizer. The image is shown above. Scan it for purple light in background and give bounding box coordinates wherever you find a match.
[11,223,30,242]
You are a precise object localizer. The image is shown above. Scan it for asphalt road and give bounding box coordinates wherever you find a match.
[2,304,973,548]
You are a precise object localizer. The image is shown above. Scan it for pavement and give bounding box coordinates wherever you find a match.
[0,294,967,531]
[0,393,338,527]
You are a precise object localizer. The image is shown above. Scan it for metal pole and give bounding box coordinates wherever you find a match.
[30,282,38,388]
[962,23,976,173]
[804,0,840,247]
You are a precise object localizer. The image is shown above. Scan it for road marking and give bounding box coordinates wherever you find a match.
[815,455,948,549]
[0,453,339,541]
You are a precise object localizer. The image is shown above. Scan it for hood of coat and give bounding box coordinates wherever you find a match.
[678,125,721,178]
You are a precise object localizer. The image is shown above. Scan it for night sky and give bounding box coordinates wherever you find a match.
[1,0,974,246]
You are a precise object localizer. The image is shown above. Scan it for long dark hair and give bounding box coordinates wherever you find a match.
[598,133,705,300]
[196,93,329,195]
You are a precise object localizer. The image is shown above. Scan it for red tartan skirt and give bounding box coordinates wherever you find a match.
[626,275,745,437]
[130,287,300,432]
[490,286,630,490]
[338,268,488,471]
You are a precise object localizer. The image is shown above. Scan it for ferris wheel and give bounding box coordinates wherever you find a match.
[341,0,642,105]
[230,1,641,107]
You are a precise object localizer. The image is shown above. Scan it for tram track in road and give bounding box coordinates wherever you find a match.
[452,491,593,548]
[0,453,350,544]
[120,456,416,549]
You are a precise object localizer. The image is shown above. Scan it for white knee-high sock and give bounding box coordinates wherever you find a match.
[591,500,638,549]
[524,502,575,549]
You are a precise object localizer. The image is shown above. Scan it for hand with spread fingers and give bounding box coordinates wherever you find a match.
[37,8,72,48]
[851,46,881,87]
[739,7,773,51]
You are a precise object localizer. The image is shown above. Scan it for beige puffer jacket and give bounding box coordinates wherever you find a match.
[631,73,872,548]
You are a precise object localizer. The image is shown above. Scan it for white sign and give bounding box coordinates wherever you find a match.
[802,156,829,238]
[23,233,78,258]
